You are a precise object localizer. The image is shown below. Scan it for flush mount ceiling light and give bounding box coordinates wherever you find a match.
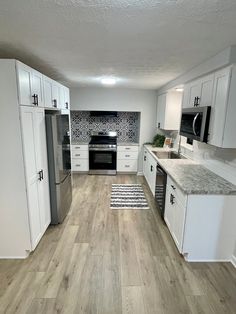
[101,77,117,86]
[175,87,184,92]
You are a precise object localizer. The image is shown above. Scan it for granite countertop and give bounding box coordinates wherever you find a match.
[144,145,236,195]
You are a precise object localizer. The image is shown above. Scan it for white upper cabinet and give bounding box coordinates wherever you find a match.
[58,84,70,110]
[182,74,214,108]
[208,66,236,148]
[17,62,44,107]
[17,62,32,106]
[31,69,44,107]
[17,61,70,110]
[43,76,53,108]
[182,66,236,148]
[64,86,70,110]
[43,77,60,109]
[59,83,65,109]
[51,80,60,109]
[156,91,182,130]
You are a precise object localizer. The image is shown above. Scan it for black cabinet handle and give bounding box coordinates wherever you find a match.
[53,99,57,108]
[32,94,38,106]
[38,169,44,181]
[194,96,200,107]
[171,184,176,190]
[65,102,69,109]
[38,170,42,181]
[158,122,160,128]
[144,156,146,161]
[170,193,175,205]
[150,165,153,172]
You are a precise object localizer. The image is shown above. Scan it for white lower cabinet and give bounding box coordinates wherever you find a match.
[165,182,186,252]
[164,175,236,261]
[71,144,89,172]
[143,148,157,196]
[20,106,51,250]
[117,145,139,173]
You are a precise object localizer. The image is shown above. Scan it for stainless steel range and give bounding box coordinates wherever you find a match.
[89,131,117,175]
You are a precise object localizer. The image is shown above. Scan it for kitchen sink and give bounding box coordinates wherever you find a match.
[152,151,186,159]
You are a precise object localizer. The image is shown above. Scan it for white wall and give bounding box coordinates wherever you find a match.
[70,87,157,172]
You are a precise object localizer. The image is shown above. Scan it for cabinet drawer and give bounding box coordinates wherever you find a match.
[117,159,138,172]
[71,159,88,172]
[167,176,187,207]
[117,151,138,160]
[71,150,88,159]
[71,144,88,151]
[117,145,139,152]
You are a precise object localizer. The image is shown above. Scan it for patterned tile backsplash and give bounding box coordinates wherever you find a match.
[71,111,140,142]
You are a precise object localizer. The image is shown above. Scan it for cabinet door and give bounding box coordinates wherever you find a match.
[156,94,166,128]
[182,84,190,108]
[208,67,231,147]
[52,81,60,109]
[43,76,53,108]
[31,70,44,107]
[17,63,32,106]
[188,80,201,107]
[143,149,148,179]
[20,106,41,249]
[59,84,65,109]
[64,87,70,110]
[172,198,186,252]
[164,188,174,230]
[34,108,51,231]
[199,74,214,107]
[146,153,156,196]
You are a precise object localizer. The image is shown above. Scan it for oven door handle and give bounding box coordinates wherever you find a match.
[89,147,117,152]
[192,113,200,136]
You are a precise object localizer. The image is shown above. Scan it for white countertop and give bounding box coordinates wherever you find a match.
[144,145,236,195]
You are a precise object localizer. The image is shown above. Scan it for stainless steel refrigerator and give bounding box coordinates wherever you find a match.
[45,113,72,224]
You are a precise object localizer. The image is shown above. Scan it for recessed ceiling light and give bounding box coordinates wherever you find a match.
[175,87,184,92]
[101,77,117,86]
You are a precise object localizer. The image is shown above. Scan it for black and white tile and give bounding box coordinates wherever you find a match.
[71,111,140,142]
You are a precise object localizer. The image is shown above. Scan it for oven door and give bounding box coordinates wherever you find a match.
[89,148,117,175]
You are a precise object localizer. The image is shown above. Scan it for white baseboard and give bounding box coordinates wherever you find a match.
[184,257,231,263]
[137,172,143,176]
[231,254,236,268]
[0,254,29,259]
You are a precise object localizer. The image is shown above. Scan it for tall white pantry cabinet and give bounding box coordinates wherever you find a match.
[0,60,51,258]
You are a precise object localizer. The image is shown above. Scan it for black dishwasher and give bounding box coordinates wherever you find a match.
[155,163,167,219]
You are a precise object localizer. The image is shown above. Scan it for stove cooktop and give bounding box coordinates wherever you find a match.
[89,131,117,146]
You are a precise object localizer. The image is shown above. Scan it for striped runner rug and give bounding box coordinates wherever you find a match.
[111,184,149,209]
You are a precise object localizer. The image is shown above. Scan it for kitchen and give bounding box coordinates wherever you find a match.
[0,1,236,313]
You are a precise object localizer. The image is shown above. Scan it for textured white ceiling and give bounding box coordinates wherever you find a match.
[1,0,236,89]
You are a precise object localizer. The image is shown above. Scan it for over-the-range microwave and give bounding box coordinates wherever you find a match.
[180,106,211,143]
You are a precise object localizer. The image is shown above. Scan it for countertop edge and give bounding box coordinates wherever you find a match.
[144,145,236,196]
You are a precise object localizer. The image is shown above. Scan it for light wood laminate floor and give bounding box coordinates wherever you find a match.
[0,174,236,314]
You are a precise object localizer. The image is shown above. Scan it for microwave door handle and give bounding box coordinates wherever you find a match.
[192,113,200,136]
